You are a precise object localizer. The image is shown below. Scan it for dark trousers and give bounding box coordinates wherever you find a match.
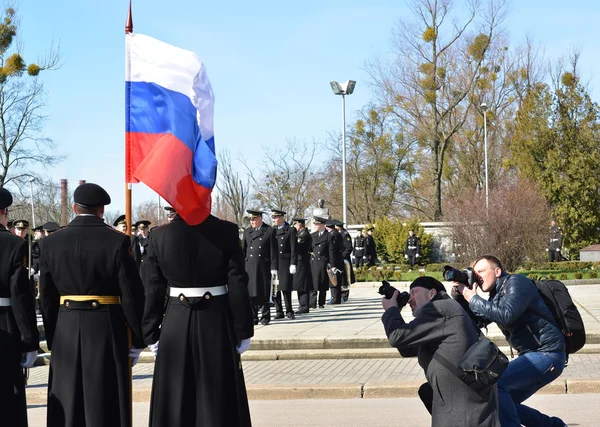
[297,291,310,312]
[309,290,327,308]
[329,272,343,304]
[366,256,376,267]
[407,254,417,268]
[251,299,271,323]
[354,256,364,268]
[274,290,293,315]
[548,249,561,262]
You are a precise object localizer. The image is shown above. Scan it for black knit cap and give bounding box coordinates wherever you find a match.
[0,187,12,209]
[74,183,111,208]
[409,276,446,293]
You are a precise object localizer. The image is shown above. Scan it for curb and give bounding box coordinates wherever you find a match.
[24,378,600,404]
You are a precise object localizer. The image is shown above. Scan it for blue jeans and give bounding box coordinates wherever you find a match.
[498,351,566,427]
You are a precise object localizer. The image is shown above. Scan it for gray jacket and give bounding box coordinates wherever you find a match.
[382,294,499,427]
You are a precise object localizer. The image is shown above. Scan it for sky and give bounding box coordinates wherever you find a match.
[13,0,600,215]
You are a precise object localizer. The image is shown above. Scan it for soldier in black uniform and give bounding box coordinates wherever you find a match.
[271,209,297,320]
[113,214,128,233]
[365,226,378,267]
[547,219,563,262]
[310,217,331,308]
[325,220,345,305]
[135,220,151,267]
[164,206,177,222]
[242,210,277,325]
[12,219,30,240]
[335,220,354,303]
[353,229,366,268]
[39,183,146,427]
[141,211,254,427]
[292,218,313,314]
[405,230,421,270]
[0,188,39,427]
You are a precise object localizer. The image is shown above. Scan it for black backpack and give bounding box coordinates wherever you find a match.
[532,278,586,354]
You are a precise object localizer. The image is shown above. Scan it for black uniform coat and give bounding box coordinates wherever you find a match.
[293,228,313,292]
[39,215,145,427]
[137,235,150,265]
[141,215,254,427]
[340,229,355,283]
[406,235,421,256]
[327,229,345,271]
[353,234,365,257]
[0,226,38,427]
[274,222,297,292]
[365,234,377,262]
[310,229,332,291]
[131,235,142,270]
[242,223,277,303]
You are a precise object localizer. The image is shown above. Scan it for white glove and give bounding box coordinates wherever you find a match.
[546,248,549,252]
[237,338,251,354]
[416,254,420,258]
[129,347,143,367]
[404,254,408,258]
[148,341,159,358]
[33,273,40,281]
[140,246,145,254]
[332,267,341,274]
[270,270,277,279]
[21,350,38,368]
[556,248,560,252]
[290,264,296,274]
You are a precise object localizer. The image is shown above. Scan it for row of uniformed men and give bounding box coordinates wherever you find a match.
[242,209,359,325]
[0,184,256,427]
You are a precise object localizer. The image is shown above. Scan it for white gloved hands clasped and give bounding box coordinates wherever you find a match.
[237,338,251,355]
[416,254,420,258]
[148,341,159,359]
[270,270,277,279]
[289,264,296,274]
[404,254,408,259]
[129,347,143,367]
[21,350,38,368]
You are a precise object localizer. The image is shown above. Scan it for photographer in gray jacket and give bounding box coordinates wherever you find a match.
[381,277,499,427]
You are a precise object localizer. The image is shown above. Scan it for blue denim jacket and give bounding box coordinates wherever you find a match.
[469,273,565,355]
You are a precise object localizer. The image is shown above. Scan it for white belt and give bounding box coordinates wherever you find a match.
[0,297,11,306]
[169,286,228,297]
[408,246,417,249]
[551,239,559,242]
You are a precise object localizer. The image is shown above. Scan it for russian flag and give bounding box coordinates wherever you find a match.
[125,33,216,225]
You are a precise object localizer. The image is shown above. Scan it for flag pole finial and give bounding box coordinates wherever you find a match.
[125,0,133,34]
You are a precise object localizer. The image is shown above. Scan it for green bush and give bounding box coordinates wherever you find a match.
[588,270,598,279]
[548,274,556,280]
[372,270,384,281]
[558,273,568,281]
[372,217,433,264]
[393,271,403,281]
[528,274,537,280]
[574,272,583,280]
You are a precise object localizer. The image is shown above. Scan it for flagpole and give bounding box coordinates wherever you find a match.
[125,1,134,425]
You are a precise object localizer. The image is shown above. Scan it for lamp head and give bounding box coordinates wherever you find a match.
[480,102,488,112]
[28,177,35,183]
[330,81,343,95]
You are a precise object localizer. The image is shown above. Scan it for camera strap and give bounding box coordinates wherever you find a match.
[432,352,473,384]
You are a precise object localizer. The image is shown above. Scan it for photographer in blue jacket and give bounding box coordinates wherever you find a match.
[454,255,566,427]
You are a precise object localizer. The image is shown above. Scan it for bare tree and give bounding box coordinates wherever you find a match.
[444,179,550,271]
[242,139,319,219]
[367,0,509,220]
[0,7,61,189]
[216,149,250,227]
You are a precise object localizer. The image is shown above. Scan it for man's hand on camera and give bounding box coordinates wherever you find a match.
[456,281,478,302]
[382,290,399,311]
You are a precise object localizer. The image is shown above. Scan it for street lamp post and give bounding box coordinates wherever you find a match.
[480,102,489,213]
[28,177,36,228]
[330,80,356,227]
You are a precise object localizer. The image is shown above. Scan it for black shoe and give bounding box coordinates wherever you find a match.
[295,310,309,315]
[309,305,317,310]
[254,319,259,325]
[274,313,285,319]
[286,312,295,319]
[260,319,270,325]
[319,305,325,308]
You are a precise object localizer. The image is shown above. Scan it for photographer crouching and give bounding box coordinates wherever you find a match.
[452,255,567,427]
[381,277,499,426]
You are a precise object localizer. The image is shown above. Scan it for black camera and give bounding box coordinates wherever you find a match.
[378,280,410,307]
[443,265,478,289]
